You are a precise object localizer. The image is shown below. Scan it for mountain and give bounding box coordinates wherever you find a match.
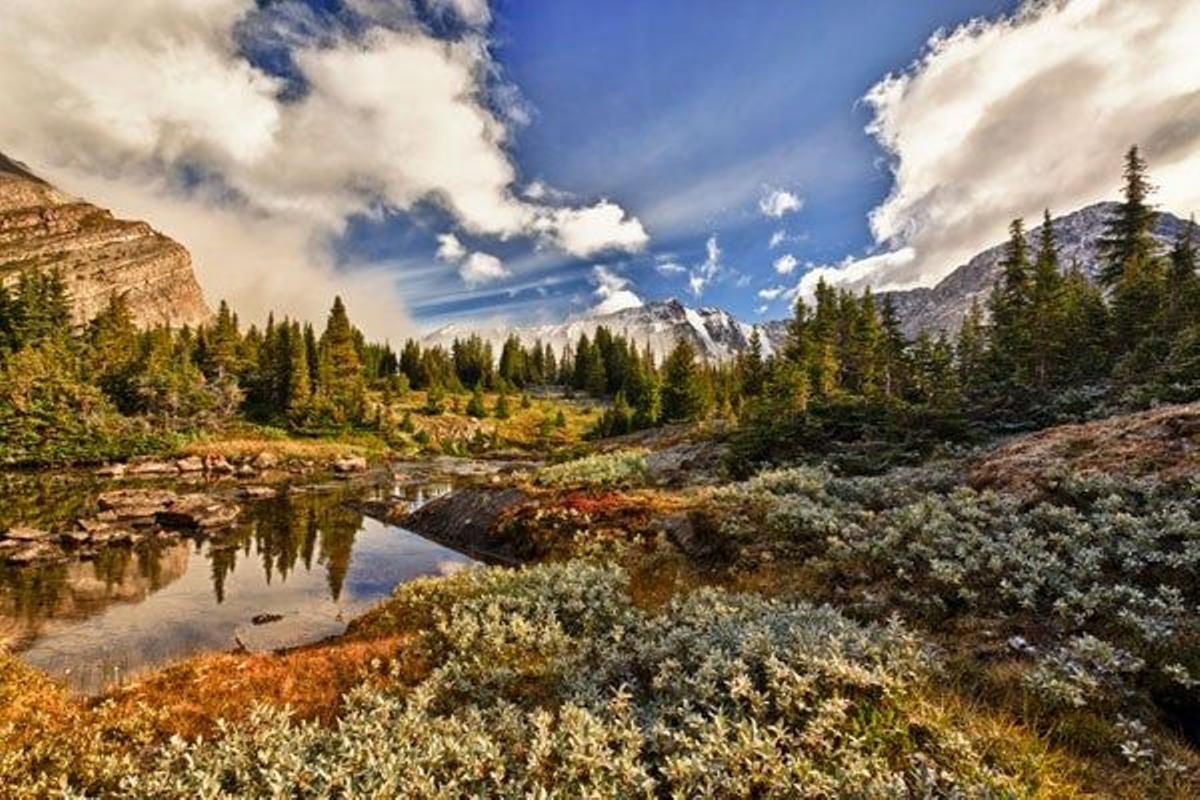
[881,202,1191,338]
[0,152,211,328]
[424,298,788,362]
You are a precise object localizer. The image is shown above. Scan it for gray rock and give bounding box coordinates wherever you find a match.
[332,455,368,473]
[252,451,280,470]
[5,541,64,564]
[205,456,235,474]
[234,610,347,653]
[238,486,278,500]
[127,460,177,475]
[176,456,205,473]
[94,463,127,478]
[236,464,257,478]
[155,494,240,530]
[3,526,54,542]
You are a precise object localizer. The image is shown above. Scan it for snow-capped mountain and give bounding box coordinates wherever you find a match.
[423,298,787,362]
[881,202,1191,337]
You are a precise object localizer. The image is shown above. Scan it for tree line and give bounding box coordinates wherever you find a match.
[726,146,1198,471]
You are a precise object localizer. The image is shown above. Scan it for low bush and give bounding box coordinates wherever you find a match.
[534,449,648,489]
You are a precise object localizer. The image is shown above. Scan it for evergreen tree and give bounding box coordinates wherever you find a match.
[661,339,707,422]
[85,292,139,410]
[1029,210,1066,389]
[286,321,312,426]
[1166,216,1199,333]
[1099,146,1159,287]
[988,218,1034,390]
[466,381,488,418]
[314,296,366,425]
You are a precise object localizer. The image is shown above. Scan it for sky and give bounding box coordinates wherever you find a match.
[1,0,1198,339]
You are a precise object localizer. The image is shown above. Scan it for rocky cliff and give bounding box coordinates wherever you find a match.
[0,153,211,328]
[880,202,1190,338]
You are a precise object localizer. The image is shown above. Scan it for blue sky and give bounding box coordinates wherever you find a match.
[336,0,1017,324]
[7,0,1196,338]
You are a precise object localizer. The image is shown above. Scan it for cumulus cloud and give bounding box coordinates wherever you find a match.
[815,0,1200,296]
[0,0,647,336]
[789,247,916,303]
[534,200,649,258]
[459,251,509,287]
[436,232,467,262]
[757,285,787,301]
[773,253,798,275]
[590,265,643,315]
[758,187,804,218]
[688,235,723,298]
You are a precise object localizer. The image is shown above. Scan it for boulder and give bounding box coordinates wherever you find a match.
[205,455,235,474]
[96,489,179,524]
[126,460,177,476]
[238,486,278,500]
[234,610,347,653]
[94,463,127,478]
[4,541,63,565]
[332,455,368,474]
[175,456,205,473]
[3,526,54,542]
[252,451,280,470]
[236,464,257,478]
[398,487,527,564]
[155,494,240,530]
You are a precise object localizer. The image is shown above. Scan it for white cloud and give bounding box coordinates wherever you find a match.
[773,253,798,275]
[0,0,647,335]
[459,251,509,287]
[534,199,649,258]
[435,232,467,262]
[820,0,1200,295]
[590,265,643,315]
[756,304,769,315]
[768,230,787,249]
[757,285,787,301]
[758,187,804,218]
[688,234,723,298]
[426,0,491,28]
[655,260,687,276]
[789,247,916,302]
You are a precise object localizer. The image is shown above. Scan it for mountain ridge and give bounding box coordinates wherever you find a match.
[0,153,212,329]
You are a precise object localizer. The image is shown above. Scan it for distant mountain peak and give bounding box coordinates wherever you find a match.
[424,297,787,362]
[881,201,1191,337]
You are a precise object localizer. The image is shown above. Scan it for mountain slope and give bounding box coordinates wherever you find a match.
[425,298,787,362]
[0,153,211,328]
[881,202,1190,337]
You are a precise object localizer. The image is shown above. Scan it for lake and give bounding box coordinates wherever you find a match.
[0,475,472,693]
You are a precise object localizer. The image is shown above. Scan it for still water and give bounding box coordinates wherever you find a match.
[0,478,471,692]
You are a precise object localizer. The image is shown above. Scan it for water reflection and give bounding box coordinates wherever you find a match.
[0,479,465,692]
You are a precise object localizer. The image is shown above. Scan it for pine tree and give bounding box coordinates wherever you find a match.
[955,299,988,404]
[1029,210,1066,389]
[1099,146,1159,288]
[314,296,366,425]
[86,292,139,410]
[286,321,312,425]
[661,338,706,422]
[988,218,1034,390]
[1166,216,1199,334]
[466,381,488,418]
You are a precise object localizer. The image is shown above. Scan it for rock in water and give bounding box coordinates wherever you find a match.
[234,610,347,653]
[332,455,368,473]
[0,152,211,328]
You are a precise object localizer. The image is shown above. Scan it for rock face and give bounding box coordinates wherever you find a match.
[395,486,529,564]
[0,152,211,328]
[881,202,1190,338]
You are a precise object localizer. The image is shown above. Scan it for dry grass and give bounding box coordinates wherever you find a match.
[102,634,424,740]
[178,432,381,462]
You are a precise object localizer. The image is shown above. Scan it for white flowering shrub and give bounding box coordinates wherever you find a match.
[705,465,1200,762]
[534,449,648,489]
[111,562,1036,798]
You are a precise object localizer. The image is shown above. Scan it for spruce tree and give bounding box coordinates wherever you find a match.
[315,296,366,425]
[1029,210,1066,389]
[286,321,312,426]
[988,218,1034,390]
[1099,146,1158,288]
[1166,216,1199,333]
[661,338,706,422]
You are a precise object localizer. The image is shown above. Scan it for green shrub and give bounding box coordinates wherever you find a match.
[534,449,648,489]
